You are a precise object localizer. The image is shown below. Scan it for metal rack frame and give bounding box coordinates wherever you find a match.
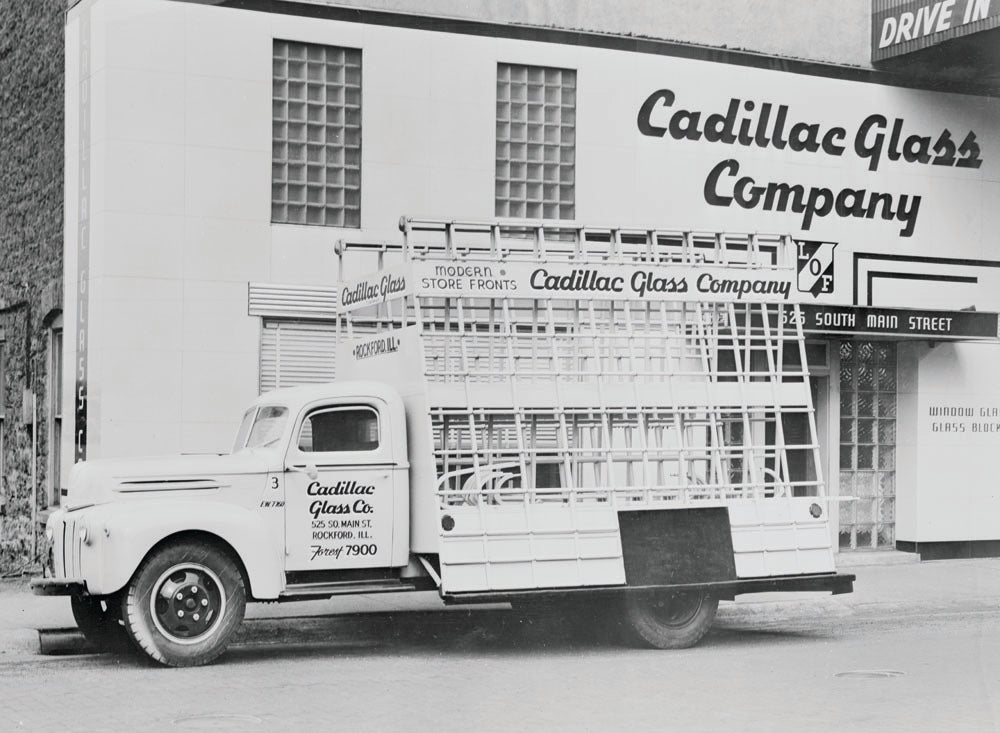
[339,218,822,508]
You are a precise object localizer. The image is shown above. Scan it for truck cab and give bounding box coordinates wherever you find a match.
[34,381,421,666]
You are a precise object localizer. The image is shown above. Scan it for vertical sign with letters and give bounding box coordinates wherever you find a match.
[74,7,91,463]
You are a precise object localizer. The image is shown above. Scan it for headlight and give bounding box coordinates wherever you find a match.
[45,527,54,542]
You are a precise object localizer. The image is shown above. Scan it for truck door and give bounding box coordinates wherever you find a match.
[284,402,398,571]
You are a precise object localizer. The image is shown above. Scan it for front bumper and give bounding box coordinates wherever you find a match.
[30,577,87,596]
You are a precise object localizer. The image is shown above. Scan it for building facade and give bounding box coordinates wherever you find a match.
[0,0,990,574]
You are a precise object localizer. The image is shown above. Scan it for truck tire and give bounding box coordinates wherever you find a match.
[71,593,132,653]
[122,540,246,667]
[621,590,718,649]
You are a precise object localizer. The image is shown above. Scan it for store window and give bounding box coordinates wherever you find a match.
[495,63,576,220]
[48,322,63,504]
[839,341,896,550]
[272,40,361,227]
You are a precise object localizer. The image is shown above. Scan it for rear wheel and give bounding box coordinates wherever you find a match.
[70,593,132,653]
[621,591,717,649]
[122,540,246,667]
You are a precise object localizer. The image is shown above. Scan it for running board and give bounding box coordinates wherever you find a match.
[441,572,855,604]
[280,579,415,598]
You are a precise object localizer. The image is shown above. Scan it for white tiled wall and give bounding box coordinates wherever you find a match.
[101,212,185,280]
[100,68,185,145]
[97,140,187,217]
[183,218,270,283]
[184,147,271,221]
[184,76,270,152]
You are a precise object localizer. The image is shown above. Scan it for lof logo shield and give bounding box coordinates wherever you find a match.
[796,240,837,297]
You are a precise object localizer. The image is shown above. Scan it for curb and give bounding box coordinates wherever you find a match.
[835,550,921,568]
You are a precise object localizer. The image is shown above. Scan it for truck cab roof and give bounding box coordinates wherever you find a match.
[248,380,409,461]
[251,380,404,414]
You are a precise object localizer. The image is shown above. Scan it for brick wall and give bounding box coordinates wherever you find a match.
[0,0,65,574]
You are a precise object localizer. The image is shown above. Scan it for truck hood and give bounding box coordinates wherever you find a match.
[63,452,275,510]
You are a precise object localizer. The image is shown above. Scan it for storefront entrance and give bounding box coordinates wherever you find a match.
[838,341,897,550]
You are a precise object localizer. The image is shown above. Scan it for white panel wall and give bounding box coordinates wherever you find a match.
[896,342,1000,543]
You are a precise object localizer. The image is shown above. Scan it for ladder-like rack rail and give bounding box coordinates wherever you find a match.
[336,217,793,267]
[398,217,792,268]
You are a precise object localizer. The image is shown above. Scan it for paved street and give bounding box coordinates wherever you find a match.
[2,557,1000,732]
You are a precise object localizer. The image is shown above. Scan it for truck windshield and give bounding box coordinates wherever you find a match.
[232,408,256,452]
[235,406,289,450]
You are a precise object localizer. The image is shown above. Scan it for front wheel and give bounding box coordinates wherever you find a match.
[122,540,246,667]
[621,591,718,649]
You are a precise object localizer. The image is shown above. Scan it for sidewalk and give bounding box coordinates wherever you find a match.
[3,553,1000,661]
[718,551,1000,628]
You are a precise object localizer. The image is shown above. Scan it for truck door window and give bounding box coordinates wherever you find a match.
[298,407,379,452]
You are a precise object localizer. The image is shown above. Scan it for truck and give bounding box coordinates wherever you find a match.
[32,217,854,666]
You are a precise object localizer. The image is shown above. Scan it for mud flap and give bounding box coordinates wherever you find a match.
[617,507,736,586]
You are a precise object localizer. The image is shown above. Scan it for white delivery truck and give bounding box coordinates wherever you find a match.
[33,217,853,666]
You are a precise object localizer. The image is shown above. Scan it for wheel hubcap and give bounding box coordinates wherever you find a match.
[150,563,226,644]
[646,592,703,627]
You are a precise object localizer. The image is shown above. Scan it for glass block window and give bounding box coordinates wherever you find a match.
[839,341,896,550]
[272,40,361,227]
[495,63,576,220]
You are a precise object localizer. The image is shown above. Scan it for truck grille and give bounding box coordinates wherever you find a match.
[54,514,83,579]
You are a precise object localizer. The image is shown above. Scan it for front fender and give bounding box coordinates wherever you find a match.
[78,500,284,599]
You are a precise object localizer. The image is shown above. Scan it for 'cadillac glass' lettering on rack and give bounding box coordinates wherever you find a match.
[528,268,792,300]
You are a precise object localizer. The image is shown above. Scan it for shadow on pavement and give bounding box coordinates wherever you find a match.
[37,602,834,667]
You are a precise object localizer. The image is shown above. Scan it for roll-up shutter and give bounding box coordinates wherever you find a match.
[260,320,339,394]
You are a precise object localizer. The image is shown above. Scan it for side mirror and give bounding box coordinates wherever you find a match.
[287,464,319,481]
